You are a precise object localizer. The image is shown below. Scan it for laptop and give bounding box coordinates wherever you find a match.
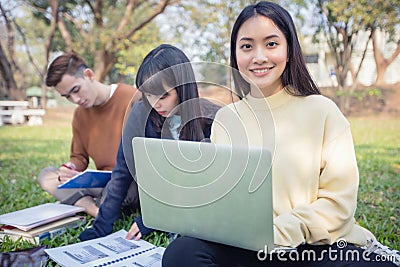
[132,137,274,252]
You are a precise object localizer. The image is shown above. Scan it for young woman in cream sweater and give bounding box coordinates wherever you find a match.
[162,2,399,266]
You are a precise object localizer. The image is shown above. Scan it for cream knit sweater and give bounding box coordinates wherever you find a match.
[210,88,373,247]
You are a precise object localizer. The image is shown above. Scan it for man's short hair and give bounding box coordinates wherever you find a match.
[45,52,89,87]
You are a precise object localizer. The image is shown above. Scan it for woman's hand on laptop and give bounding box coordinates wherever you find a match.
[126,222,142,240]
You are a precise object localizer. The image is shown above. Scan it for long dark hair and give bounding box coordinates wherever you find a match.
[230,1,320,98]
[135,44,205,141]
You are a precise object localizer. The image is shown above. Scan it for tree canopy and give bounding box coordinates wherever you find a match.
[0,0,399,104]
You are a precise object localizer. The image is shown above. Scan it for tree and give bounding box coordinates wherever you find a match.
[181,1,250,89]
[158,0,256,93]
[365,0,400,86]
[0,0,57,101]
[28,0,175,83]
[0,2,23,99]
[315,0,376,111]
[315,0,400,112]
[161,0,312,90]
[113,21,163,85]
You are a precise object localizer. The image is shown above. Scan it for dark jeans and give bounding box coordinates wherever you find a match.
[162,236,396,267]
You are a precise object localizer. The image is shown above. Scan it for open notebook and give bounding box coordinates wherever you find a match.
[132,137,274,252]
[58,170,111,188]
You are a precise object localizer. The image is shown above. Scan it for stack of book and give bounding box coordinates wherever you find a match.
[0,203,86,243]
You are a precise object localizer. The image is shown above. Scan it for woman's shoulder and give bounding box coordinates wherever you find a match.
[304,94,335,104]
[213,98,249,116]
[302,94,343,114]
[124,99,148,124]
[303,94,349,130]
[130,99,146,114]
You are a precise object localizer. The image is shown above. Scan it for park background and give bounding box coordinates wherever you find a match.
[0,0,399,261]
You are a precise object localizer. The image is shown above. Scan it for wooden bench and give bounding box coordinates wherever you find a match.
[0,100,29,108]
[0,101,46,126]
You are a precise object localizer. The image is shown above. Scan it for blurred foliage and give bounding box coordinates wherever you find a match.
[313,0,400,111]
[1,0,398,95]
[26,0,170,83]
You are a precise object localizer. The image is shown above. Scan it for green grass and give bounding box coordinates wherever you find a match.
[0,116,399,263]
[349,117,400,248]
[0,122,170,266]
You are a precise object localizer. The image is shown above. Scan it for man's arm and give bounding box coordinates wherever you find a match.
[69,108,90,171]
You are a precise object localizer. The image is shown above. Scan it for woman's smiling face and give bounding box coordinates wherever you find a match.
[236,15,288,97]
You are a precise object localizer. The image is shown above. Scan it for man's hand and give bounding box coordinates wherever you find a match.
[58,162,80,183]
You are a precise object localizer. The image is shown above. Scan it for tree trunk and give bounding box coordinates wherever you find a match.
[57,19,72,51]
[0,2,24,100]
[93,50,117,82]
[40,0,59,108]
[375,61,389,86]
[0,42,20,99]
[372,30,400,86]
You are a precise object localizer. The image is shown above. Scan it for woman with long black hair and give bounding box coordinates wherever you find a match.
[79,44,220,241]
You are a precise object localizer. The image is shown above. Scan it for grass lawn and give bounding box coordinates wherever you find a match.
[0,109,399,263]
[348,116,400,248]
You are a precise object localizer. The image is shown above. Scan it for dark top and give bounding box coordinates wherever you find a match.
[79,98,220,241]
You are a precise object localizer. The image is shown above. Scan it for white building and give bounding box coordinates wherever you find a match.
[302,31,400,88]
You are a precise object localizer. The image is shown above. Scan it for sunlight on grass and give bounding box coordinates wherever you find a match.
[0,122,171,260]
[0,125,71,214]
[349,117,400,250]
[0,116,399,257]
